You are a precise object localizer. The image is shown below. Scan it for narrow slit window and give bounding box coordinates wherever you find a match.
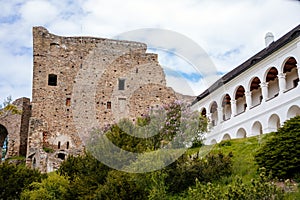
[107,101,111,109]
[48,74,57,86]
[66,98,71,106]
[66,141,69,149]
[58,141,61,149]
[118,79,125,90]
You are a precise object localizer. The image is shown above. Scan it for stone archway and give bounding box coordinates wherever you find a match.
[0,124,8,161]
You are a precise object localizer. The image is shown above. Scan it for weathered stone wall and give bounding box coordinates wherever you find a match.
[27,27,178,172]
[0,97,31,161]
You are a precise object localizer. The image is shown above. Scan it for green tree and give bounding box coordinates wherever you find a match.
[21,173,69,200]
[57,153,110,199]
[0,162,46,200]
[0,96,22,118]
[255,115,300,179]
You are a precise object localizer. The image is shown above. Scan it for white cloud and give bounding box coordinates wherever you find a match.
[0,0,300,101]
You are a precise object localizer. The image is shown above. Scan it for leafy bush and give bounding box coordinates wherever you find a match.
[0,162,46,200]
[255,116,300,179]
[21,173,69,200]
[165,152,233,194]
[186,169,284,200]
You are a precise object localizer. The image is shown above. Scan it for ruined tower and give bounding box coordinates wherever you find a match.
[26,27,178,172]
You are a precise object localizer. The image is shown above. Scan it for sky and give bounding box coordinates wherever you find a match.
[0,0,300,103]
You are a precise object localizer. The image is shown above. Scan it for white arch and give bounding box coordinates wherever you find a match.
[222,133,231,141]
[287,105,300,119]
[280,56,298,73]
[268,114,280,132]
[236,128,247,138]
[252,121,263,136]
[210,139,217,145]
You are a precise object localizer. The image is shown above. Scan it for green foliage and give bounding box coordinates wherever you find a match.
[94,170,148,200]
[0,96,22,117]
[21,173,69,200]
[165,152,233,194]
[0,162,46,200]
[57,153,110,199]
[42,146,54,153]
[186,168,284,200]
[255,116,300,179]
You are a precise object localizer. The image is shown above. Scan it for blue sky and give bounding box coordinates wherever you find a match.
[1,0,300,102]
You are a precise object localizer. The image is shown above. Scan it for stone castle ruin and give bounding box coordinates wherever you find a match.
[0,27,187,172]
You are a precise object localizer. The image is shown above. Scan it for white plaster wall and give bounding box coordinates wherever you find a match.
[194,39,300,145]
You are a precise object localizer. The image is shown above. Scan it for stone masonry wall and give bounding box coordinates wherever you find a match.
[27,27,178,172]
[0,97,31,161]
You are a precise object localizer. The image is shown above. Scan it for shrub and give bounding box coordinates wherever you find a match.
[0,162,46,200]
[255,116,300,179]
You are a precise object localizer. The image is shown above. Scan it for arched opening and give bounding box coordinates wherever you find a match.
[283,57,298,90]
[250,77,262,107]
[57,153,66,160]
[268,114,280,132]
[200,108,207,117]
[235,86,246,115]
[287,105,300,119]
[222,134,231,141]
[210,139,217,145]
[252,121,263,136]
[266,67,279,99]
[0,124,8,161]
[222,94,232,121]
[236,128,247,138]
[210,101,218,126]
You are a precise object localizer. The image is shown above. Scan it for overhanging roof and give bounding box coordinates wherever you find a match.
[192,24,300,105]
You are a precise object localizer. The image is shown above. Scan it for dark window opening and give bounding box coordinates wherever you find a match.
[58,153,65,160]
[58,141,61,149]
[48,74,57,86]
[107,102,111,109]
[136,68,138,73]
[66,98,71,106]
[293,78,299,88]
[32,158,36,168]
[66,142,69,149]
[118,79,125,90]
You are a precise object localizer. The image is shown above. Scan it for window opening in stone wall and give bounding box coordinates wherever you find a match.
[118,79,125,90]
[1,137,8,161]
[107,101,111,109]
[66,142,69,149]
[66,98,71,106]
[32,158,36,169]
[58,141,61,149]
[48,74,57,86]
[58,153,65,160]
[136,68,138,73]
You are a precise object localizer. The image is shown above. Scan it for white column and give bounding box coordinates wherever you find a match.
[245,91,252,110]
[217,107,223,124]
[207,113,212,129]
[297,65,300,82]
[278,73,286,94]
[260,82,268,101]
[231,100,237,117]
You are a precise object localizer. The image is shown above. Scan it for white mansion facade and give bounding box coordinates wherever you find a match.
[193,24,300,144]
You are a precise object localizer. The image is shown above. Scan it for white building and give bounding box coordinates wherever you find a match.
[193,24,300,144]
